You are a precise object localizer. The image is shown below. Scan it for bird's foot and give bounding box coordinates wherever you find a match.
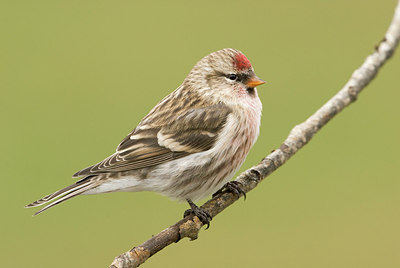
[212,180,246,200]
[184,199,212,229]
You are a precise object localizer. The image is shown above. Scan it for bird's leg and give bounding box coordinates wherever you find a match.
[212,180,246,200]
[183,199,212,229]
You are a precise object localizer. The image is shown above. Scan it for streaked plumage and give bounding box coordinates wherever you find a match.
[26,48,265,216]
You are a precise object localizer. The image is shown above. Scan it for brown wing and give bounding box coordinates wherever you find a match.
[73,103,232,177]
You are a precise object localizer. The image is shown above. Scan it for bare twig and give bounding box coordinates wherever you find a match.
[110,2,400,267]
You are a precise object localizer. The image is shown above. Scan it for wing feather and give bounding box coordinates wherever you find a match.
[73,103,231,177]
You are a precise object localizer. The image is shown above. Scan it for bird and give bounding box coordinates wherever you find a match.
[25,48,265,225]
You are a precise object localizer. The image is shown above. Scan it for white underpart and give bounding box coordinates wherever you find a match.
[83,177,142,194]
[153,114,248,200]
[84,90,262,201]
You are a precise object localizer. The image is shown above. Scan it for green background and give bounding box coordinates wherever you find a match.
[2,0,399,267]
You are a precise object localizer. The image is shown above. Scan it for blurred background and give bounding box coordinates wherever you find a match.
[2,0,399,267]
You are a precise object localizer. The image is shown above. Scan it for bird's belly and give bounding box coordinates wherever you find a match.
[141,119,259,201]
[142,150,243,201]
[86,112,260,201]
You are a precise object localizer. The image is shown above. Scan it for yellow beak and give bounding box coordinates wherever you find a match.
[246,75,266,88]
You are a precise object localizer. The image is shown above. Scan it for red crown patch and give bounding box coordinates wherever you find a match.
[234,53,252,70]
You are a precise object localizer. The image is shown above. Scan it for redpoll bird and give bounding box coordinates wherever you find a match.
[26,48,265,225]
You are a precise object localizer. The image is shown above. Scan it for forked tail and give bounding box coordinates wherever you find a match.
[25,176,97,216]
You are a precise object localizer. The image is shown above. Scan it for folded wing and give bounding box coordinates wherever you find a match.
[73,103,232,177]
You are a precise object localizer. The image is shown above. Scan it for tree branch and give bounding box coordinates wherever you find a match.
[110,2,400,267]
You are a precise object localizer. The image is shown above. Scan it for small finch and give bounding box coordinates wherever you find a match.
[26,48,265,224]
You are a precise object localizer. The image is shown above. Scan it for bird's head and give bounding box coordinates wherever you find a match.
[184,48,265,105]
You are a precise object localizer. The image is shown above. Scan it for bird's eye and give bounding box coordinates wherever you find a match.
[227,74,237,80]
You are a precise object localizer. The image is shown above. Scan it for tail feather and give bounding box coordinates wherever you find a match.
[32,184,94,216]
[25,176,97,216]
